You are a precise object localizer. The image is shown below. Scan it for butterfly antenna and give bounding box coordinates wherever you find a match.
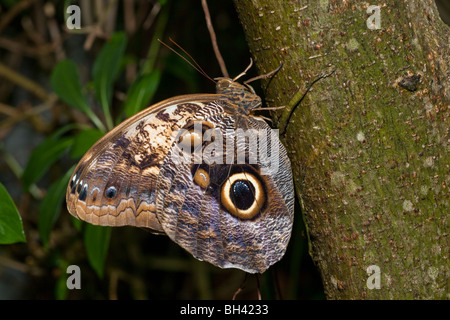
[201,0,229,78]
[233,58,253,82]
[168,38,214,82]
[244,62,283,84]
[158,39,216,84]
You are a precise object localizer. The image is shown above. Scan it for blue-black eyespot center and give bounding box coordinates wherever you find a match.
[105,186,117,198]
[220,171,266,220]
[230,180,255,211]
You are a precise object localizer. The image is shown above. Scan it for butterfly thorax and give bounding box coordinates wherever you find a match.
[215,78,261,114]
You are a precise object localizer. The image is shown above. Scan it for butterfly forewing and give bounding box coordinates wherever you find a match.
[66,94,222,232]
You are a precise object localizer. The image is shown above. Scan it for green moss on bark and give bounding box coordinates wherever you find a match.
[234,0,448,299]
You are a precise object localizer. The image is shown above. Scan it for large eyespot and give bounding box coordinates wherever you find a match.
[220,172,265,219]
[193,168,210,189]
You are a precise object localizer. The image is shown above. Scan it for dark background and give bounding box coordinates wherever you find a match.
[0,0,329,299]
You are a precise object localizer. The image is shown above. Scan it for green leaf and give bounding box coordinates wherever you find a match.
[53,257,70,300]
[92,32,127,130]
[51,59,89,113]
[38,166,74,247]
[165,53,200,92]
[70,128,104,159]
[0,183,26,244]
[140,2,169,75]
[55,265,69,300]
[124,70,161,118]
[51,59,105,131]
[22,132,74,191]
[84,224,111,278]
[70,215,83,231]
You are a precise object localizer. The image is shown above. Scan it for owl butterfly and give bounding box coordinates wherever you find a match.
[66,77,294,273]
[66,13,294,276]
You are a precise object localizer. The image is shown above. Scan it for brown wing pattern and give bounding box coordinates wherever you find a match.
[66,91,294,274]
[155,109,294,273]
[66,94,223,233]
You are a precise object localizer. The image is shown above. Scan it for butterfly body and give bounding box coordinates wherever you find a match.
[66,78,294,273]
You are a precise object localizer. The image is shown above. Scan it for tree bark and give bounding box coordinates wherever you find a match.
[233,0,448,299]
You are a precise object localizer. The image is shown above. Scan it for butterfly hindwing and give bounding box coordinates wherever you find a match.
[155,100,294,273]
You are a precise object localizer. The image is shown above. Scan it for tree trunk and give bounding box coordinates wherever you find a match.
[233,0,448,299]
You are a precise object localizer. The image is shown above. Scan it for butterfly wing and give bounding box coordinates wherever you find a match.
[156,102,294,273]
[66,94,224,233]
[67,94,294,273]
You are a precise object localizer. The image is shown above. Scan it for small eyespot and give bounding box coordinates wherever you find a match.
[77,180,83,194]
[70,177,78,194]
[193,168,210,189]
[70,174,77,189]
[78,183,88,201]
[220,172,265,219]
[105,186,117,198]
[70,171,82,194]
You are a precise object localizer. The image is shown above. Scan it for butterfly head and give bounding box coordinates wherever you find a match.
[215,77,261,113]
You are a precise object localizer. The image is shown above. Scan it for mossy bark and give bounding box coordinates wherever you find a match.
[233,0,448,299]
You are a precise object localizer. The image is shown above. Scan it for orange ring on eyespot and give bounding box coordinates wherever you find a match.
[221,172,265,219]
